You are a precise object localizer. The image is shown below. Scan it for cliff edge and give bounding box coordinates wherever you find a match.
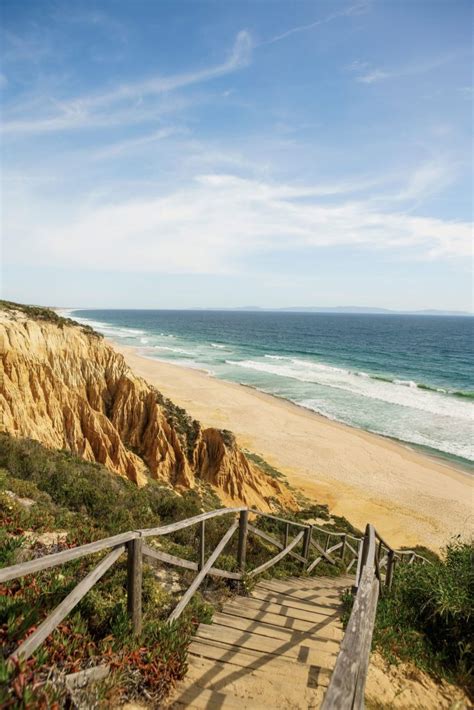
[0,302,297,511]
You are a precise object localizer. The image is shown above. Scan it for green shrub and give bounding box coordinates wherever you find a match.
[373,539,473,696]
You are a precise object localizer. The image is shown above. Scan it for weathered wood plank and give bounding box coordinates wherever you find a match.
[327,541,343,556]
[188,638,333,685]
[127,538,143,635]
[306,555,323,573]
[321,525,377,710]
[353,577,380,709]
[10,545,125,661]
[237,509,249,571]
[248,509,309,529]
[139,507,245,538]
[257,580,342,602]
[0,531,137,583]
[194,623,337,666]
[264,589,342,607]
[211,612,340,652]
[250,589,342,614]
[223,597,339,625]
[217,605,344,640]
[198,520,205,572]
[309,538,336,565]
[65,664,110,691]
[142,543,242,580]
[168,521,238,622]
[248,531,304,577]
[179,653,330,703]
[247,524,306,563]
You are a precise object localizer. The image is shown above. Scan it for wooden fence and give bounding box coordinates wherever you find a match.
[0,506,429,706]
[321,523,430,709]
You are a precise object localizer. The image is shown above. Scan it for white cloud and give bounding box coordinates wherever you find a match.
[90,127,186,161]
[262,2,370,46]
[5,171,471,277]
[349,51,466,85]
[1,31,253,135]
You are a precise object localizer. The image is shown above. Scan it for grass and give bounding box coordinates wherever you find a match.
[341,539,473,700]
[0,432,352,707]
[0,434,220,708]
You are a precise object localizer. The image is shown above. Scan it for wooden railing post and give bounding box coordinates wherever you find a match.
[385,549,395,590]
[284,522,289,549]
[340,533,347,560]
[127,537,143,635]
[237,509,249,571]
[198,520,206,571]
[302,525,312,563]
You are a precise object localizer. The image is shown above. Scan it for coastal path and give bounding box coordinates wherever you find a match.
[1,507,430,709]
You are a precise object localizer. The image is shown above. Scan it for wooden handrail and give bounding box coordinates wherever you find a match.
[1,504,431,672]
[10,545,126,662]
[0,531,138,583]
[321,524,379,709]
[138,506,246,537]
[248,530,304,577]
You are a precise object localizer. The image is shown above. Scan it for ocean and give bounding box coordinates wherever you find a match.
[65,309,474,469]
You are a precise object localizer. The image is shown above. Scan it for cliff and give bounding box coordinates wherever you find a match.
[0,303,297,511]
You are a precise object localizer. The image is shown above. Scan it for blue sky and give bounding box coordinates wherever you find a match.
[1,0,472,310]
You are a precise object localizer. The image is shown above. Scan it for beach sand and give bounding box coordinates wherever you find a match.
[116,343,473,551]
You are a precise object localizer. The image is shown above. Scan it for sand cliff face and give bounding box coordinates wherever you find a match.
[0,309,296,511]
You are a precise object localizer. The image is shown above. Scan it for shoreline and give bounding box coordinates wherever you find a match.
[236,380,474,478]
[113,340,473,551]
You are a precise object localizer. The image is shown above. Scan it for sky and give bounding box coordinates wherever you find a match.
[1,0,472,311]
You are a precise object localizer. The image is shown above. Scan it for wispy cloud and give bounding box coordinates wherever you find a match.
[348,52,466,84]
[262,2,370,46]
[90,127,186,161]
[5,168,470,278]
[1,31,253,135]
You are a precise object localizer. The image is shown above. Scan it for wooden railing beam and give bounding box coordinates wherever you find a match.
[10,545,125,662]
[168,521,238,623]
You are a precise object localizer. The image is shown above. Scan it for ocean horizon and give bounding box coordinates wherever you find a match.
[64,308,474,471]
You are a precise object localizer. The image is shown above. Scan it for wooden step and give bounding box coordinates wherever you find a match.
[170,655,326,709]
[211,612,340,652]
[258,579,343,602]
[218,604,344,640]
[223,597,343,625]
[250,588,343,614]
[194,623,337,667]
[188,638,334,683]
[169,576,346,709]
[287,575,353,589]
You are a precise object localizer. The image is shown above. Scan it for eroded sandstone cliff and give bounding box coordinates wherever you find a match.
[0,304,296,511]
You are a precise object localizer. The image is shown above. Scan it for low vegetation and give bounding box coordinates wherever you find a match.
[0,300,101,338]
[342,538,473,700]
[0,433,352,707]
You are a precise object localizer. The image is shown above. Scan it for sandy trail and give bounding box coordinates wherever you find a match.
[115,343,473,551]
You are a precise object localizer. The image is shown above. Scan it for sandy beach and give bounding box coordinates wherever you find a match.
[116,342,473,551]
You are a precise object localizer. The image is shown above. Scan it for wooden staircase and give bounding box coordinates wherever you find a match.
[2,507,430,708]
[168,575,354,709]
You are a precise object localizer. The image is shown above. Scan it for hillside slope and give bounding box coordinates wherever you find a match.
[0,302,296,511]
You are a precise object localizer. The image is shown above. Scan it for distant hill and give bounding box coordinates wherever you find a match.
[193,306,472,316]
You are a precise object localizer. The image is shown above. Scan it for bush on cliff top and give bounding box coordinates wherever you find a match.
[0,299,101,338]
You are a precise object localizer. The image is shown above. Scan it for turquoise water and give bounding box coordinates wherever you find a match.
[66,309,474,467]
